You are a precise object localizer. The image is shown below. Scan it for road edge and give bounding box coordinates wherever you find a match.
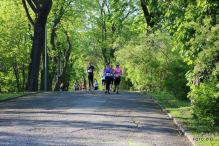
[0,92,41,102]
[142,91,198,146]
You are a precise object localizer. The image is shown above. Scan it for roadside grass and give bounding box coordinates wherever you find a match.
[0,92,35,101]
[146,91,219,146]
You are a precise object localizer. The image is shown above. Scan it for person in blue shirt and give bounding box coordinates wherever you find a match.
[93,79,98,90]
[103,63,112,94]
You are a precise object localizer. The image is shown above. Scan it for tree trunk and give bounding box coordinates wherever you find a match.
[83,76,86,86]
[57,52,62,76]
[40,45,45,91]
[26,19,46,91]
[22,63,25,92]
[54,31,71,91]
[47,73,53,91]
[100,1,108,63]
[24,0,53,92]
[140,1,155,28]
[13,67,20,92]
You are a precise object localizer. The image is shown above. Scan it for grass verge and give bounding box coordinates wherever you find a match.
[0,92,35,101]
[146,91,219,146]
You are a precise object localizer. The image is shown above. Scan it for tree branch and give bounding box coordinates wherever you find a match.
[43,0,53,18]
[22,0,34,26]
[124,8,139,20]
[106,3,110,14]
[140,0,154,28]
[32,0,40,10]
[26,0,37,13]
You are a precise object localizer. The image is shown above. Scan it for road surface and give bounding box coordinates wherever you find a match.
[0,91,192,146]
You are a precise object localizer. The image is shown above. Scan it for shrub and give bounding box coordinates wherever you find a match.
[192,80,219,126]
[163,59,192,100]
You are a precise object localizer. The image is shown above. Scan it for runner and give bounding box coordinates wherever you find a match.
[110,65,114,90]
[0,62,3,71]
[100,70,105,90]
[104,63,112,94]
[86,61,96,90]
[114,63,122,94]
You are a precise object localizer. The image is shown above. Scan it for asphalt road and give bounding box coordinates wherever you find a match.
[0,91,192,146]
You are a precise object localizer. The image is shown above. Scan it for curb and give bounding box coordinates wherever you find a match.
[142,91,198,146]
[0,92,41,102]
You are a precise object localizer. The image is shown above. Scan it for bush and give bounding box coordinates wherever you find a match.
[192,80,219,126]
[163,59,192,100]
[130,87,134,91]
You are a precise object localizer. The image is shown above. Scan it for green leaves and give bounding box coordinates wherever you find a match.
[0,0,32,92]
[115,29,179,91]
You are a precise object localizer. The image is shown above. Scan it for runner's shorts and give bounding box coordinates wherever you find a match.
[102,80,105,85]
[111,78,114,85]
[105,77,111,85]
[114,78,121,86]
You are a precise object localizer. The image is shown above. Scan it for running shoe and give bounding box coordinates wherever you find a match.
[108,92,110,94]
[113,89,115,92]
[117,92,119,94]
[105,91,107,94]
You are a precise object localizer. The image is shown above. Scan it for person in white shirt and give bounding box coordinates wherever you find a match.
[100,70,105,90]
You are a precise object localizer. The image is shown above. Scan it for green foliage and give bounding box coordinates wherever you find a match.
[115,29,191,93]
[191,79,219,126]
[165,0,219,125]
[163,59,193,100]
[0,1,32,92]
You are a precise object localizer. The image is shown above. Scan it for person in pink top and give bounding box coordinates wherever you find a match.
[113,63,122,94]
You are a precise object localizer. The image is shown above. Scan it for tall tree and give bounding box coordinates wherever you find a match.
[22,0,52,91]
[54,30,72,91]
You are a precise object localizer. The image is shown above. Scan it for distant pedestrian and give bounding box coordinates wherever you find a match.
[86,61,96,90]
[81,83,86,91]
[73,83,77,91]
[0,62,3,71]
[93,79,98,90]
[60,83,65,91]
[100,70,105,90]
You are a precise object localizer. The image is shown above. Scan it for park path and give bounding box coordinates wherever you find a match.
[0,91,192,146]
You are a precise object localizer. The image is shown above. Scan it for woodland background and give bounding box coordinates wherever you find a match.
[0,0,219,127]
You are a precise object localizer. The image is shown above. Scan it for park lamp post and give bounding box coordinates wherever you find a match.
[45,15,58,91]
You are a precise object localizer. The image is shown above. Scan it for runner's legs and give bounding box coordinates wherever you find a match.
[105,77,111,92]
[102,80,105,90]
[114,78,121,93]
[88,75,94,89]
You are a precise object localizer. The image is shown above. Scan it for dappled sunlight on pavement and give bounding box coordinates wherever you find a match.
[0,91,192,146]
